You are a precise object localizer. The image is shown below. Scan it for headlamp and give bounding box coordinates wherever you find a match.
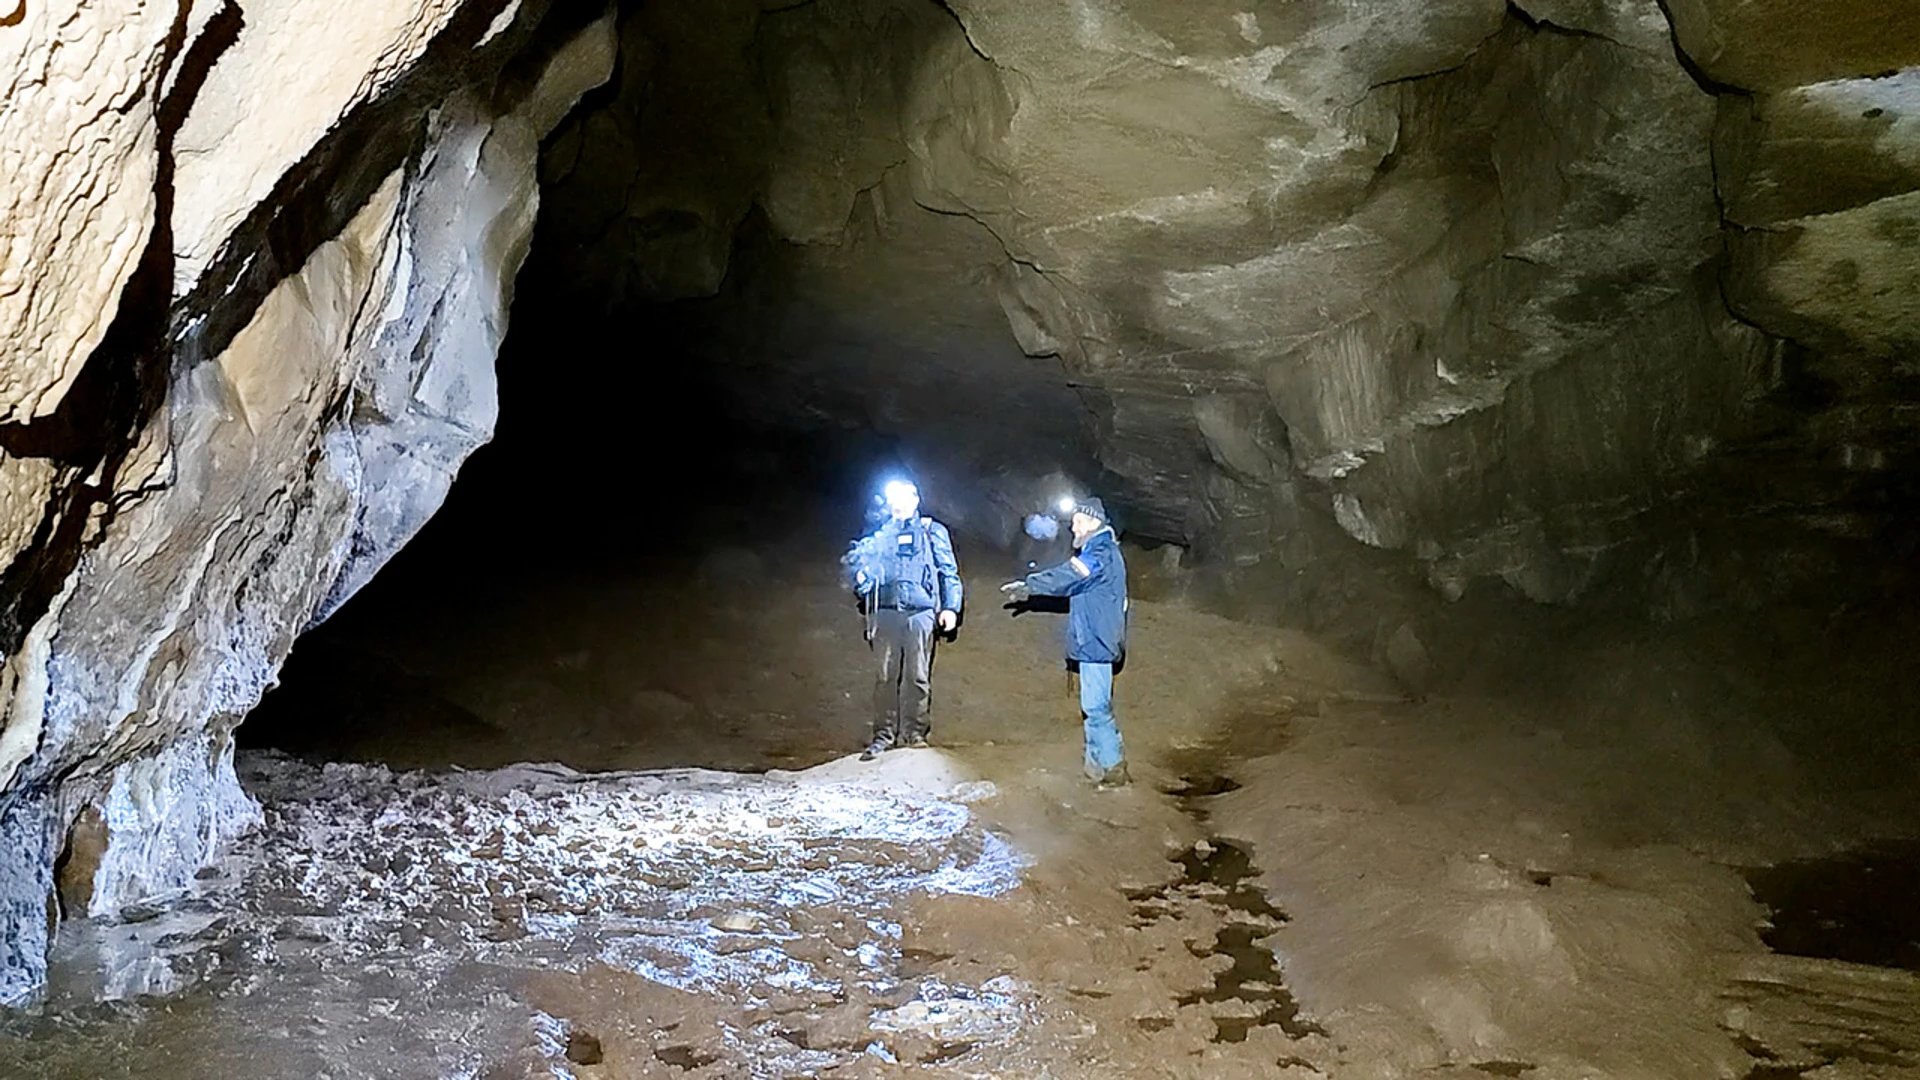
[1056,495,1076,515]
[882,479,920,519]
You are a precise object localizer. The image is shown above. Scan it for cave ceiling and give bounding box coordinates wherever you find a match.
[525,0,1920,605]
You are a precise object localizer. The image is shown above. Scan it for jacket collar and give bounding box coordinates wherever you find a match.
[1077,525,1115,550]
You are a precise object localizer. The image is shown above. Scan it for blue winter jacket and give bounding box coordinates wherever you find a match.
[1024,526,1127,664]
[847,516,964,613]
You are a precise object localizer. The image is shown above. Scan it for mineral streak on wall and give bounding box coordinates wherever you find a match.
[0,0,1917,1001]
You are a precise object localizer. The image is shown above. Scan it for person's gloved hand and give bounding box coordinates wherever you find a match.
[999,580,1031,603]
[937,610,958,632]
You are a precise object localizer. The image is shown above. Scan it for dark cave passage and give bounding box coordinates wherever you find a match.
[236,199,1107,773]
[237,0,1123,773]
[235,302,932,771]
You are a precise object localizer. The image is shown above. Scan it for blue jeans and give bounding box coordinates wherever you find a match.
[1078,661,1124,774]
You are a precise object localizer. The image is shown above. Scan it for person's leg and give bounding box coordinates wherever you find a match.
[868,610,905,754]
[900,609,936,745]
[1069,667,1099,779]
[1079,661,1124,775]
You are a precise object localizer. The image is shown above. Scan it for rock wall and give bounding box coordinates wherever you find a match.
[528,0,1920,620]
[521,0,1112,542]
[0,0,615,1001]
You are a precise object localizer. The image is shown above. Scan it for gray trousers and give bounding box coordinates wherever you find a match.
[871,608,936,746]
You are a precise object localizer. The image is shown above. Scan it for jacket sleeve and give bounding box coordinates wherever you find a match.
[931,522,963,612]
[843,534,880,593]
[1025,547,1105,597]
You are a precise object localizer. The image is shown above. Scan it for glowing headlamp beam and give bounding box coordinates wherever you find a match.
[881,480,920,519]
[1056,496,1076,515]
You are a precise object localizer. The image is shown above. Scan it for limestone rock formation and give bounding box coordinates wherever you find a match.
[528,0,1919,621]
[0,0,614,1001]
[0,0,177,425]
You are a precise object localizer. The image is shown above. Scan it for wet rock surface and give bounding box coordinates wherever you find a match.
[0,751,1027,1078]
[1728,840,1920,1079]
[6,559,1920,1077]
[0,0,617,999]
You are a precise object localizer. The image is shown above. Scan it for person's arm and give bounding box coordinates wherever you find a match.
[1022,546,1107,598]
[931,523,963,616]
[844,535,880,593]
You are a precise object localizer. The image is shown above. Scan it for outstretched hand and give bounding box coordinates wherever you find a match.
[999,580,1031,604]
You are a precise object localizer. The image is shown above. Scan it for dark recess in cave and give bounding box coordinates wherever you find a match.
[238,220,919,766]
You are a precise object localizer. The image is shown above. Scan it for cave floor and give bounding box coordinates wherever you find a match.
[4,543,1919,1078]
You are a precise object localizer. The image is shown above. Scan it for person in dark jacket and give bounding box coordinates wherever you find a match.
[844,480,964,759]
[1000,496,1129,788]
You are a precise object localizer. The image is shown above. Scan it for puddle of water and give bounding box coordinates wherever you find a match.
[1743,839,1920,972]
[1161,774,1243,799]
[1142,754,1325,1046]
[563,1028,604,1065]
[1165,839,1322,1042]
[1157,766,1244,829]
[1171,839,1283,918]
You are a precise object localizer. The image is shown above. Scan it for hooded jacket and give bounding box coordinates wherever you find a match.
[1023,526,1127,664]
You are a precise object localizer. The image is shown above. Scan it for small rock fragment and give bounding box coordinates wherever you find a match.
[711,910,761,933]
[948,780,998,804]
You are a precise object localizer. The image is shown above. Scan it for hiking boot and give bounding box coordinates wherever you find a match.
[900,734,929,750]
[1094,762,1132,790]
[859,737,893,762]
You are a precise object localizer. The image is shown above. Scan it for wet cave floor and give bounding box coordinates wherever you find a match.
[4,531,1920,1079]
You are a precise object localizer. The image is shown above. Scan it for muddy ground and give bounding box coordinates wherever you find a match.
[4,520,1920,1078]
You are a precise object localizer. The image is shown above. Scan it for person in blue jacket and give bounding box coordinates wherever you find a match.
[844,480,964,759]
[1000,496,1130,788]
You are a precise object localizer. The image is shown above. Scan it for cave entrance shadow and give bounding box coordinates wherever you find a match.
[240,432,898,776]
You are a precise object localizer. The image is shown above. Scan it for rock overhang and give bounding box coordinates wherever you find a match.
[517,0,1920,612]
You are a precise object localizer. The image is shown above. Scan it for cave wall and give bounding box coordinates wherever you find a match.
[520,0,1114,543]
[528,0,1920,615]
[0,0,615,1001]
